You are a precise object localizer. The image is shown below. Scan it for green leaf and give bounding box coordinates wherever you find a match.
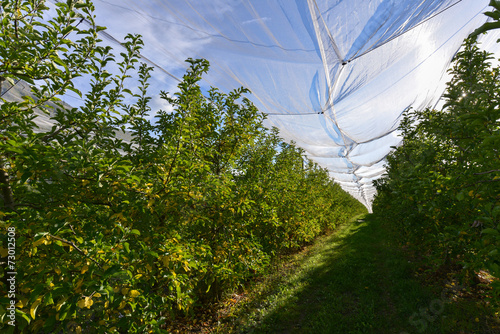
[19,171,32,184]
[44,292,54,306]
[16,309,31,330]
[482,228,499,236]
[66,85,82,98]
[104,285,115,303]
[148,251,159,258]
[485,11,500,21]
[29,284,45,304]
[130,229,141,236]
[58,302,71,321]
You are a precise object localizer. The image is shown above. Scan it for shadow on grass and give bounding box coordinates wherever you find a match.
[227,215,499,334]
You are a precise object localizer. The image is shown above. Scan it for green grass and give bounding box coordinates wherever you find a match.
[213,214,500,334]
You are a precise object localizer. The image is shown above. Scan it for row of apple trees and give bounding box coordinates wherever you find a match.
[372,37,499,302]
[0,1,366,333]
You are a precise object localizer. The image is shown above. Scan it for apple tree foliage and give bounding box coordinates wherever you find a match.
[373,38,500,303]
[0,1,366,332]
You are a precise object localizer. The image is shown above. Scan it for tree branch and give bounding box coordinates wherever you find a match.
[49,234,102,268]
[473,169,500,175]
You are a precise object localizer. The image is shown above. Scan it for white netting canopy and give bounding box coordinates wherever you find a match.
[64,0,500,209]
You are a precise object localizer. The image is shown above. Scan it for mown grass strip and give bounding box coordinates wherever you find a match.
[213,214,499,334]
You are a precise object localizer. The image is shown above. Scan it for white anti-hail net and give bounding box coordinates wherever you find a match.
[55,0,500,210]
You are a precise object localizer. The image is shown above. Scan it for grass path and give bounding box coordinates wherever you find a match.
[213,214,499,334]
